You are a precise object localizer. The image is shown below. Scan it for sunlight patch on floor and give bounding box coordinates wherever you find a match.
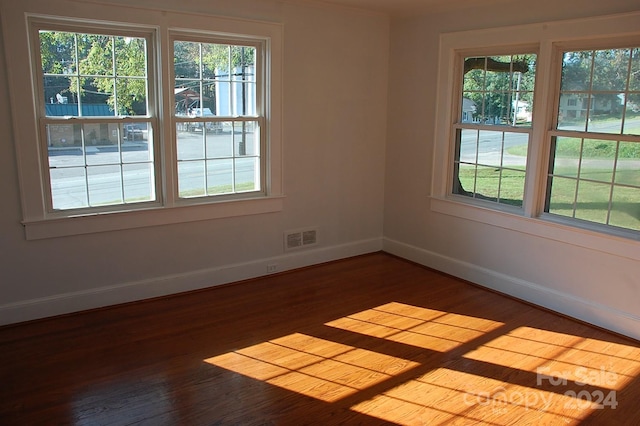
[325,302,505,352]
[350,367,590,425]
[205,332,420,402]
[203,303,640,424]
[464,326,640,389]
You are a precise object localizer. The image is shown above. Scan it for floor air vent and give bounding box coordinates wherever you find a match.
[285,228,318,250]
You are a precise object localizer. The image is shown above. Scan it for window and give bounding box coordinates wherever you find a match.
[546,47,640,231]
[2,0,282,239]
[453,54,536,208]
[39,29,156,211]
[432,13,640,254]
[173,38,263,199]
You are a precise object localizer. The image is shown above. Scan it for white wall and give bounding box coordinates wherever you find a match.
[1,0,638,342]
[0,0,388,324]
[383,0,640,340]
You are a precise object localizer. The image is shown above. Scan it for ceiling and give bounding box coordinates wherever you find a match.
[290,0,511,16]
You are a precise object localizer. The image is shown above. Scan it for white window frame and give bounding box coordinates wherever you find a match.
[169,33,266,203]
[451,49,538,210]
[431,12,640,260]
[1,0,283,240]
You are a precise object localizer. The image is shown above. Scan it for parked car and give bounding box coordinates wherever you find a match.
[124,124,143,141]
[189,108,222,133]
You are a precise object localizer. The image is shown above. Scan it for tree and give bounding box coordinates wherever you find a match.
[39,31,147,115]
[78,34,147,115]
[174,41,255,114]
[462,55,535,124]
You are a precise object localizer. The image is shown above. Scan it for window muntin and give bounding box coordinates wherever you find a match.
[38,29,156,211]
[453,54,536,207]
[546,47,640,231]
[173,39,263,199]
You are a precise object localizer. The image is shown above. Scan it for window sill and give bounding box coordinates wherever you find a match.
[430,196,639,261]
[23,196,285,240]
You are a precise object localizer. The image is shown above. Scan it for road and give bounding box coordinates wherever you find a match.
[458,129,528,167]
[458,116,640,168]
[48,130,259,210]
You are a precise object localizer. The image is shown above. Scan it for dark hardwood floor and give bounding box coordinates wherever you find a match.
[1,252,639,425]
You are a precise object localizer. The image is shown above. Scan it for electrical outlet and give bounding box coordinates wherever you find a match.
[267,264,278,273]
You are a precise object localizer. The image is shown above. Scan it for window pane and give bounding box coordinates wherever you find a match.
[121,122,152,163]
[47,123,82,152]
[206,125,233,159]
[474,165,500,199]
[557,94,588,131]
[201,43,222,79]
[123,163,155,203]
[587,94,623,134]
[591,49,630,92]
[235,157,260,192]
[115,36,146,77]
[207,159,233,194]
[234,121,259,156]
[579,139,616,183]
[560,51,593,91]
[630,48,640,91]
[174,41,201,79]
[574,181,611,224]
[477,130,503,167]
[50,167,88,210]
[178,160,206,198]
[547,176,577,218]
[456,164,476,195]
[116,77,147,116]
[177,129,205,161]
[499,169,526,207]
[550,137,580,178]
[457,129,478,163]
[615,142,640,185]
[216,81,232,116]
[624,93,640,135]
[44,76,77,114]
[87,164,123,206]
[39,31,76,75]
[609,186,640,230]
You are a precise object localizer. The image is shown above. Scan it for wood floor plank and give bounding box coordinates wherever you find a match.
[1,252,639,425]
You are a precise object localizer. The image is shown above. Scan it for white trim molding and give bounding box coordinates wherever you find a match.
[0,237,383,326]
[383,237,640,341]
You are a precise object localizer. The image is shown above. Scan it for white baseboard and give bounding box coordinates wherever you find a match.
[0,237,383,326]
[383,237,640,341]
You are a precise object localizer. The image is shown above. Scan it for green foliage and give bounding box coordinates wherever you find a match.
[561,48,640,117]
[39,30,148,115]
[457,165,525,206]
[40,30,257,116]
[462,55,536,124]
[174,41,255,79]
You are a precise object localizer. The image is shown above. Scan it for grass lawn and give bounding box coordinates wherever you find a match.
[457,166,525,207]
[179,181,257,198]
[499,120,640,230]
[457,165,639,230]
[546,172,639,231]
